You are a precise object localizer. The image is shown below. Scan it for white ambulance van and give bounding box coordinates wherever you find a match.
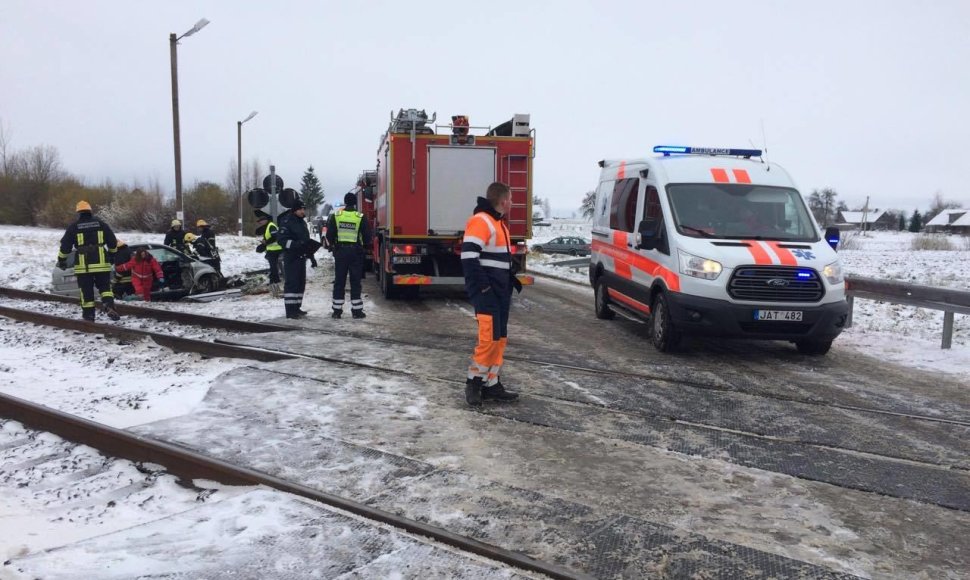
[589,146,848,355]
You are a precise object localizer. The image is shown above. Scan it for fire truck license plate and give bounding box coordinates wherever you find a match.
[754,310,803,321]
[392,256,421,264]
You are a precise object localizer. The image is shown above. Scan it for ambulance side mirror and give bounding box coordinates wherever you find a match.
[824,226,840,251]
[636,220,658,250]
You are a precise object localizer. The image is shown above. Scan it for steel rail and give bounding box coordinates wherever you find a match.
[0,392,591,580]
[0,305,295,362]
[0,286,293,334]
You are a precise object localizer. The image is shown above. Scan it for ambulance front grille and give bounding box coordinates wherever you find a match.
[728,266,824,303]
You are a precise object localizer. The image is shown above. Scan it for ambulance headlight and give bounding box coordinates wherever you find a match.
[678,250,722,280]
[823,260,844,285]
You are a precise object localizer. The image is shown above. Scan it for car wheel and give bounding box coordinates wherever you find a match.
[569,249,578,256]
[196,274,217,294]
[533,246,543,253]
[795,339,833,356]
[651,292,681,352]
[594,279,615,320]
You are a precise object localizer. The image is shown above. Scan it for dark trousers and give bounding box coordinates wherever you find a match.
[78,271,114,319]
[282,251,306,316]
[266,251,282,284]
[332,245,363,312]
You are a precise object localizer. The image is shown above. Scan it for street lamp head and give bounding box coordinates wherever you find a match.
[242,111,258,124]
[182,18,210,38]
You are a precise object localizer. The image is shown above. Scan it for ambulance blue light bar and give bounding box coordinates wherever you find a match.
[653,145,763,158]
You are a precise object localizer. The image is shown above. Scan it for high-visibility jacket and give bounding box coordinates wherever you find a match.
[334,210,363,244]
[258,221,282,252]
[461,197,512,298]
[58,212,118,274]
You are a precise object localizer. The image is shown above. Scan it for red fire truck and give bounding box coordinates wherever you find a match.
[370,109,534,298]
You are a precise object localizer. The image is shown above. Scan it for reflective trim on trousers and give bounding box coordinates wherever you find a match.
[351,299,363,311]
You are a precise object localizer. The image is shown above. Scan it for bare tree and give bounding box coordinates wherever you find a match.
[580,190,596,219]
[925,190,962,223]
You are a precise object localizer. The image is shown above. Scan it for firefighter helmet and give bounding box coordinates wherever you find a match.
[184,232,198,243]
[171,219,181,227]
[196,219,208,227]
[76,200,92,212]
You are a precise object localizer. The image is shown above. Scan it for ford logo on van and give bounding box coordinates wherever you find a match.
[766,278,790,287]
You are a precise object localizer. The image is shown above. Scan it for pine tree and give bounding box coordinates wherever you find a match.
[300,166,325,216]
[897,213,906,231]
[908,210,922,233]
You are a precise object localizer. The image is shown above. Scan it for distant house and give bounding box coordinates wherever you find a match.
[948,211,970,236]
[836,210,895,231]
[924,209,968,234]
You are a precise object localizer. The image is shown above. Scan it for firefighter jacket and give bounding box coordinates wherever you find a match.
[256,221,282,252]
[199,226,217,249]
[277,211,311,256]
[58,211,118,274]
[113,244,133,284]
[164,228,186,251]
[461,197,512,298]
[191,237,215,258]
[325,208,371,248]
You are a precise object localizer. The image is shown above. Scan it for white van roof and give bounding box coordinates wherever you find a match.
[600,147,797,189]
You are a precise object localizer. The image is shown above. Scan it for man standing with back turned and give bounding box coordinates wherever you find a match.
[58,200,121,322]
[461,182,521,406]
[277,199,312,319]
[326,192,371,319]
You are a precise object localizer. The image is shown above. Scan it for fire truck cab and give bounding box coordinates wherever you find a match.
[372,109,534,298]
[590,146,848,355]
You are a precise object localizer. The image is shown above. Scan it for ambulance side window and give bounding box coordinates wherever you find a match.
[641,185,669,255]
[609,178,638,232]
[594,180,614,228]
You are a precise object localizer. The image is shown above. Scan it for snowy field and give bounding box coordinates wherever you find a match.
[528,220,970,378]
[0,222,968,577]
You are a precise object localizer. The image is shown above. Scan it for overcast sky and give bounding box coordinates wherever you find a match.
[2,1,968,216]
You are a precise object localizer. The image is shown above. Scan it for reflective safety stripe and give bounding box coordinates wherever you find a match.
[264,222,282,252]
[461,251,480,259]
[480,259,510,269]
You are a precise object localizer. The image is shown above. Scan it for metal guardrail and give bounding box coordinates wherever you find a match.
[845,276,970,349]
[548,257,590,272]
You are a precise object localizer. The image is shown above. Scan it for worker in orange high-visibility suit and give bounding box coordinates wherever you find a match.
[461,182,523,406]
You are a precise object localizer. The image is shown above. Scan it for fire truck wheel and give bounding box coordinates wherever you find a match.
[795,339,833,356]
[651,292,681,352]
[594,279,615,320]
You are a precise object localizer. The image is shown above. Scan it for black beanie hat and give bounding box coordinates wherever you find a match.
[344,192,357,207]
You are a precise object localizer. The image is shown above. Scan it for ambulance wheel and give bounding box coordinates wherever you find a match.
[795,339,832,356]
[651,292,680,352]
[594,279,615,320]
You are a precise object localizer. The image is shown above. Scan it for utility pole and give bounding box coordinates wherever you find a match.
[169,33,183,221]
[861,195,870,234]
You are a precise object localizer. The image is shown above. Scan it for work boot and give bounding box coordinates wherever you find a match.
[103,304,121,321]
[352,310,366,319]
[331,310,342,319]
[465,377,484,407]
[82,310,96,322]
[298,309,309,316]
[482,381,519,403]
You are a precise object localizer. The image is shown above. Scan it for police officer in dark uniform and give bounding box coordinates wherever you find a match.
[277,199,312,319]
[326,192,371,319]
[58,200,121,321]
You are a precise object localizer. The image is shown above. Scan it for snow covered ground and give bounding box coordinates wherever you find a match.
[1,222,967,577]
[528,220,970,379]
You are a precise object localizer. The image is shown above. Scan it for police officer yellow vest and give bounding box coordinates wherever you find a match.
[264,222,282,252]
[335,210,363,244]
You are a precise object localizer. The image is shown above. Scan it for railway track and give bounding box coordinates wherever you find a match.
[0,394,586,579]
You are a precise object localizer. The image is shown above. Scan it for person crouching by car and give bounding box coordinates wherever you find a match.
[121,247,164,301]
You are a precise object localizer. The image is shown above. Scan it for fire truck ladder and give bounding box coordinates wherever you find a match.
[502,154,529,229]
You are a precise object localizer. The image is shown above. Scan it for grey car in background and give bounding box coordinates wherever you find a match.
[51,243,222,300]
[531,236,591,256]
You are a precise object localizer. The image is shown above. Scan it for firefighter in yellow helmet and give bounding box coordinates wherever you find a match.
[57,201,121,321]
[193,218,221,272]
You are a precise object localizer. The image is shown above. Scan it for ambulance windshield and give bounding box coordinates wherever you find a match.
[666,184,819,242]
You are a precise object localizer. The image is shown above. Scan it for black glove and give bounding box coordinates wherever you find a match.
[56,257,67,269]
[309,255,318,268]
[255,243,266,254]
[512,276,524,294]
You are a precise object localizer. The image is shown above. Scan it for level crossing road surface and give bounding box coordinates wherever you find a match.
[6,274,969,578]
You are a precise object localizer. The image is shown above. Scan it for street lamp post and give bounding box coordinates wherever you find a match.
[237,111,258,236]
[169,18,210,221]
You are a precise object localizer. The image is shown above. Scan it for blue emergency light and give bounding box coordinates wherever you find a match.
[796,271,813,279]
[653,145,763,158]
